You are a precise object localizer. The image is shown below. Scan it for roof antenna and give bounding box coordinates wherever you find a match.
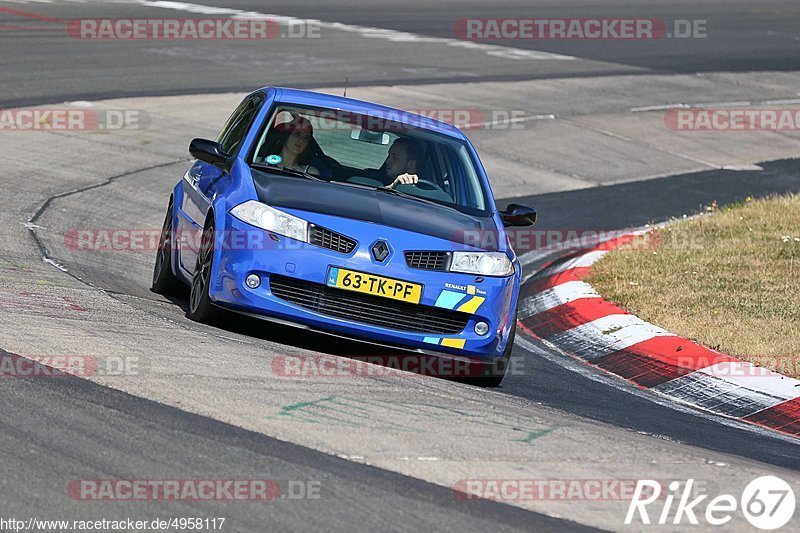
[343,77,348,98]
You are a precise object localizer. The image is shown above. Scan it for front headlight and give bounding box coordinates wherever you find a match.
[450,251,514,276]
[230,200,308,242]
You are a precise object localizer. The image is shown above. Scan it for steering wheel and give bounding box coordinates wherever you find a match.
[413,178,441,191]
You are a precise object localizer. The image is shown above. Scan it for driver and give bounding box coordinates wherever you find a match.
[379,138,426,189]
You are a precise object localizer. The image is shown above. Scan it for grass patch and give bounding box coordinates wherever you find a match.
[587,194,800,378]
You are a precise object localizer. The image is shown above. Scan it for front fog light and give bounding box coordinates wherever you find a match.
[474,321,489,336]
[245,274,261,289]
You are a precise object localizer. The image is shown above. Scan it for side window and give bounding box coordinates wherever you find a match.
[217,95,262,155]
[441,145,484,210]
[433,144,453,196]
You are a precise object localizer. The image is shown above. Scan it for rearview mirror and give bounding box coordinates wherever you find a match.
[350,128,390,145]
[190,138,230,168]
[501,204,537,227]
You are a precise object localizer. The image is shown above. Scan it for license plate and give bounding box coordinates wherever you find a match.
[327,267,422,304]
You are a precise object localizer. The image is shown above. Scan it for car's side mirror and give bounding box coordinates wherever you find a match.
[190,138,230,168]
[501,204,537,227]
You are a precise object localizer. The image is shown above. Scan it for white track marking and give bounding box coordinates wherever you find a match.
[137,1,576,61]
[631,97,800,113]
[629,103,691,112]
[546,250,608,274]
[655,371,789,418]
[518,280,599,319]
[520,249,607,284]
[699,362,800,401]
[763,98,800,105]
[722,164,764,171]
[548,314,671,359]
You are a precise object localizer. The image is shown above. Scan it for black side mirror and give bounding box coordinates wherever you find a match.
[501,204,537,227]
[190,138,230,168]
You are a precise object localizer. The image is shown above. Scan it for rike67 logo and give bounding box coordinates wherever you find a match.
[626,476,796,529]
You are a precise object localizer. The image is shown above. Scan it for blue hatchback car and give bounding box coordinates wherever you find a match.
[152,87,537,386]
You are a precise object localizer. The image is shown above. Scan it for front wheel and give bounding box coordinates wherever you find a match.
[187,220,222,324]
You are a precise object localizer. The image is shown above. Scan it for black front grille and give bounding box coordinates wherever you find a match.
[309,226,357,254]
[270,275,470,335]
[405,251,450,271]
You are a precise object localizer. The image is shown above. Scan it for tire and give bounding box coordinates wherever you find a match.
[465,313,517,388]
[151,201,184,296]
[186,219,222,324]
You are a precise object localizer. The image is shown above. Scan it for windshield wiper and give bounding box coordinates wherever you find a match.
[375,186,459,212]
[329,180,372,189]
[251,164,324,181]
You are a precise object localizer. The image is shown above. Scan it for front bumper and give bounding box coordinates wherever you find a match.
[208,211,518,359]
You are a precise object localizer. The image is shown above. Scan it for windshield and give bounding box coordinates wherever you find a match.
[249,104,490,216]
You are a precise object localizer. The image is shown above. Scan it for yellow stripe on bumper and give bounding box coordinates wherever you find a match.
[440,338,466,349]
[456,296,485,314]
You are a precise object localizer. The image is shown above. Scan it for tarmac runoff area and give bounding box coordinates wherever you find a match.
[2,73,800,529]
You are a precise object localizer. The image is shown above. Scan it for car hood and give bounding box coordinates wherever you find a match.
[251,171,499,251]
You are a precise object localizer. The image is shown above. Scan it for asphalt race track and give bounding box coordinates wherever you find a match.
[2,0,800,107]
[0,346,584,532]
[2,1,800,531]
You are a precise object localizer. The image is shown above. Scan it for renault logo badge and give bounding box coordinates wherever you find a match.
[371,240,390,262]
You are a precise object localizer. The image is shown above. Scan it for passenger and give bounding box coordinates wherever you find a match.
[262,115,320,176]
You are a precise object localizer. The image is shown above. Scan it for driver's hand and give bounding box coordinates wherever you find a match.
[389,173,419,188]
